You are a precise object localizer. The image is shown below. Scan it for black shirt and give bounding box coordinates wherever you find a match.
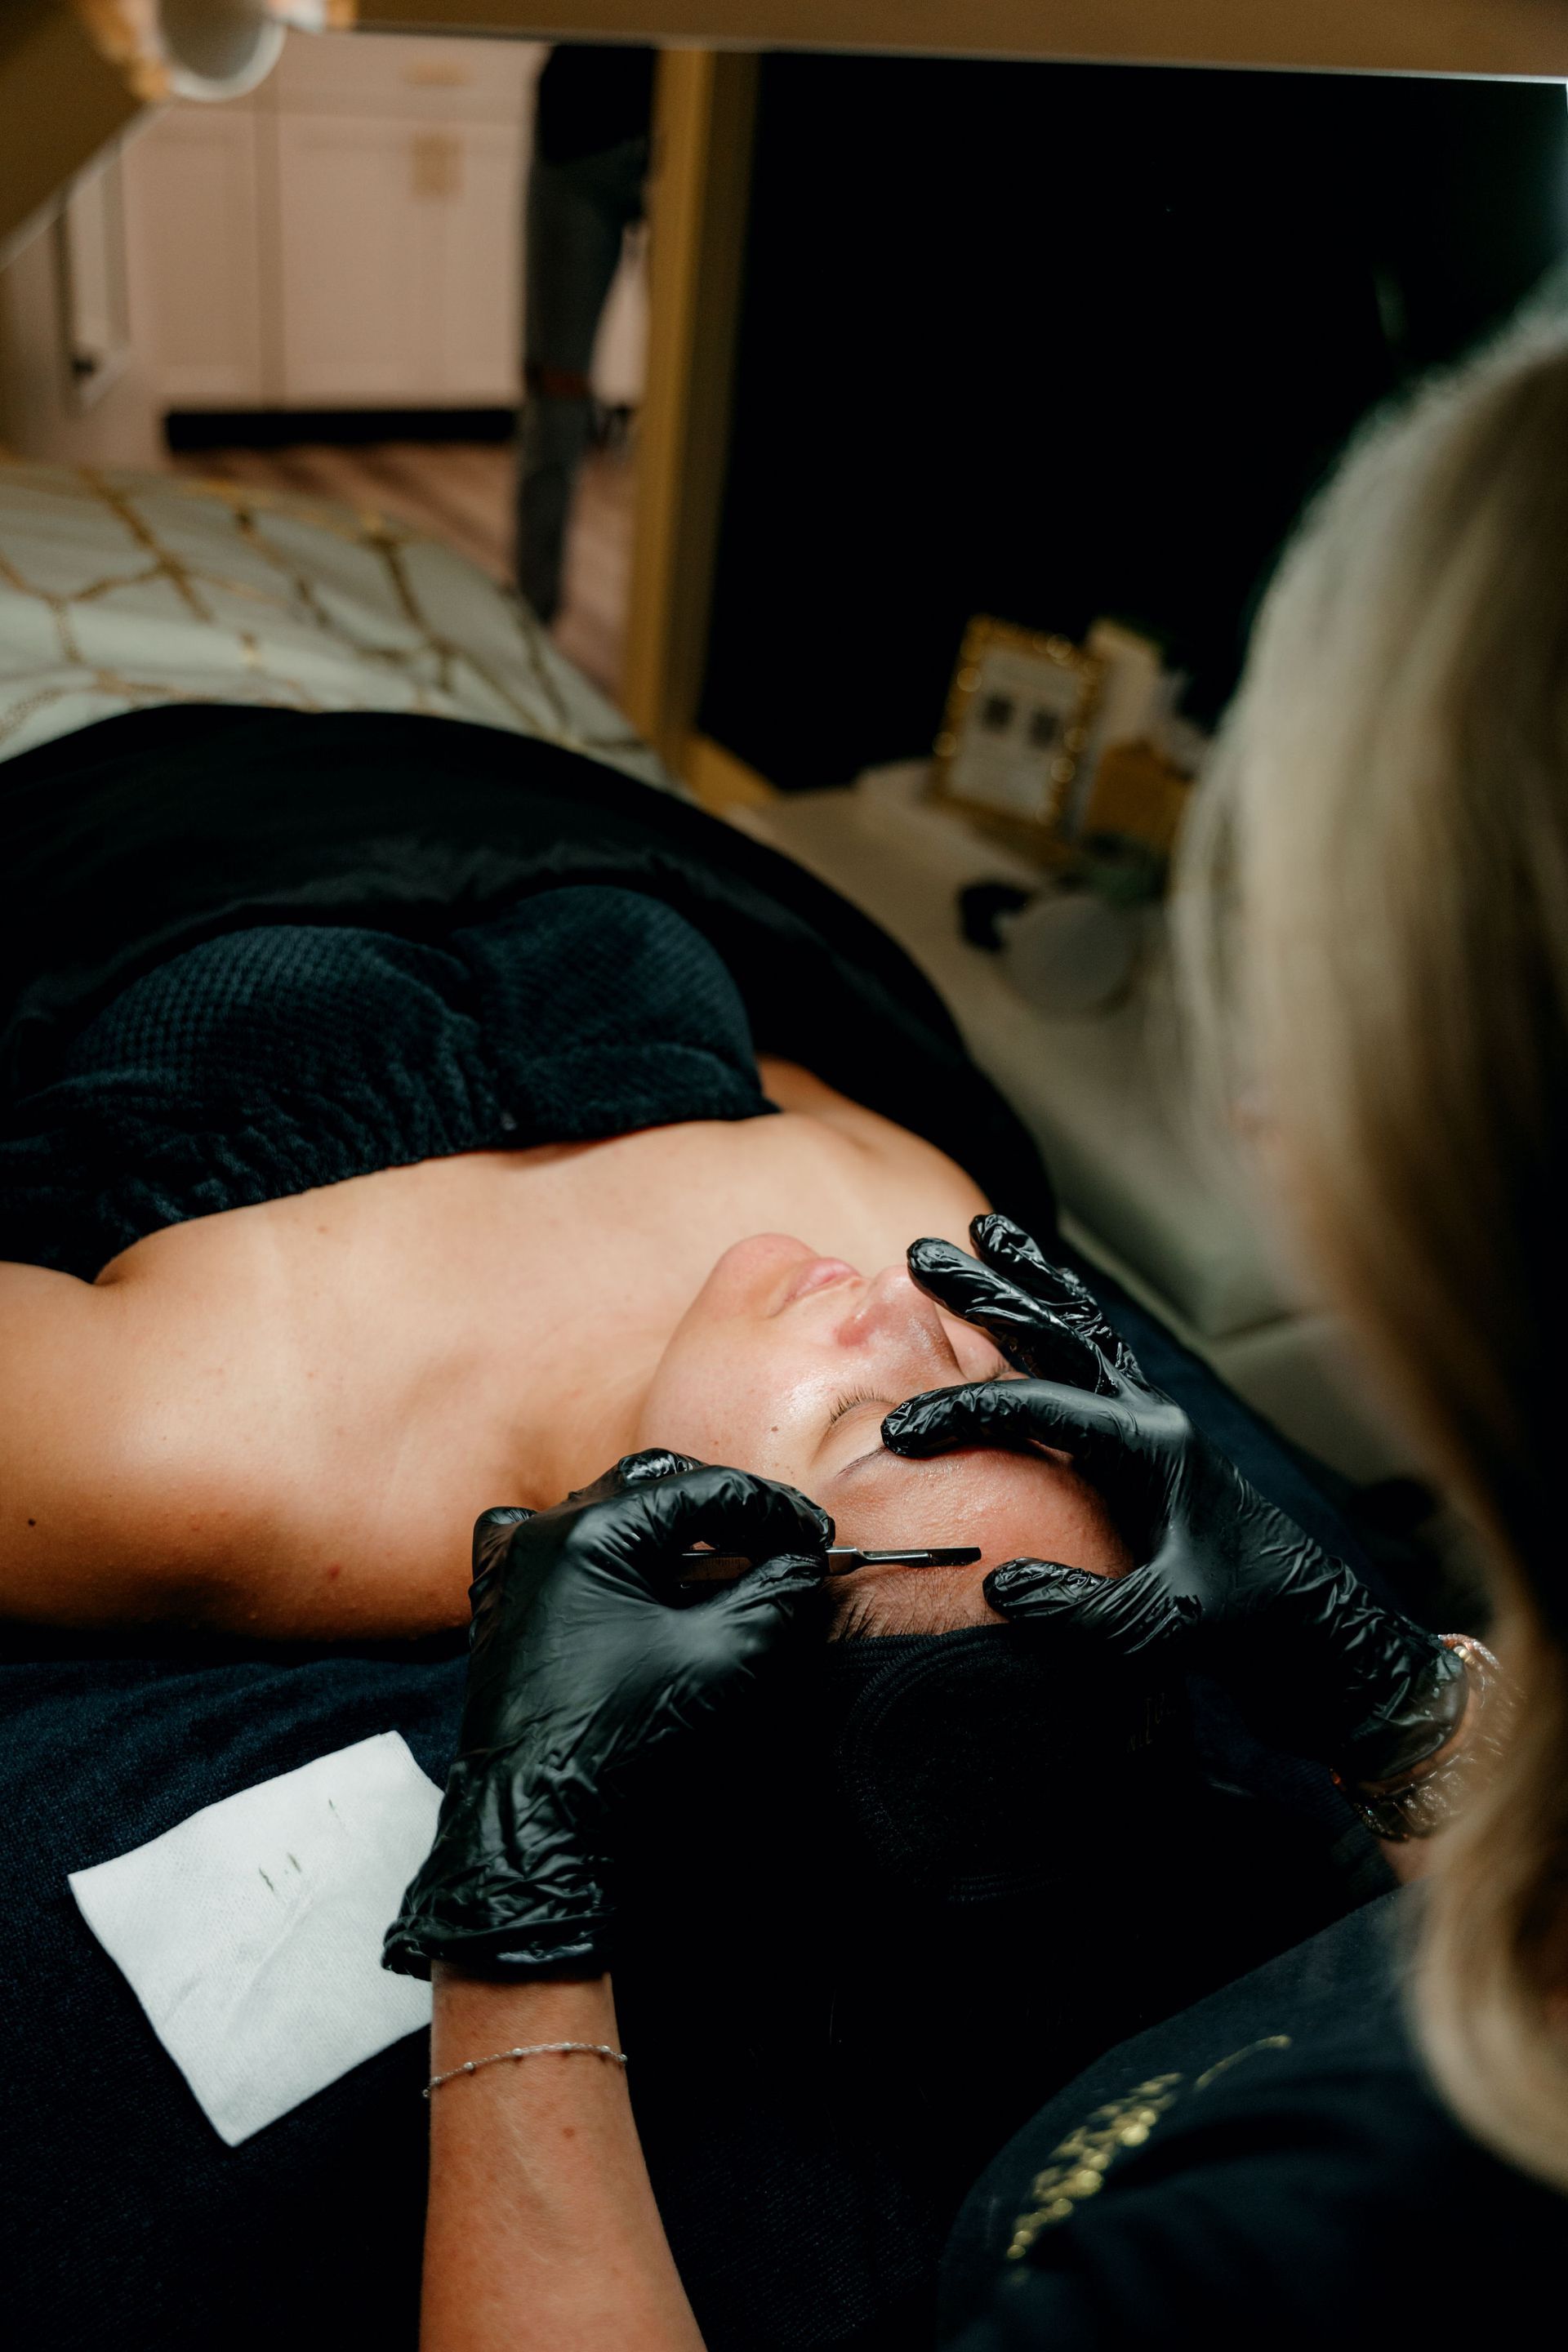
[941,1890,1564,2348]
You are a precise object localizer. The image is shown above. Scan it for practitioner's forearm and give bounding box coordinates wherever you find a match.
[406,1469,826,2348]
[421,1971,704,2352]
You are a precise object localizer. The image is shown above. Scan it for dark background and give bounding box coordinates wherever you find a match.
[698,56,1568,788]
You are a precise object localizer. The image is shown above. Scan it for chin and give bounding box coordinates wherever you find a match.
[697,1232,816,1311]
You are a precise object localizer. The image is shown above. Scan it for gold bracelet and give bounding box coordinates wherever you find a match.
[1332,1634,1512,1842]
[423,2040,629,2098]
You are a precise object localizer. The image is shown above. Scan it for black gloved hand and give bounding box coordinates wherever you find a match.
[383,1451,831,1980]
[882,1214,1467,1784]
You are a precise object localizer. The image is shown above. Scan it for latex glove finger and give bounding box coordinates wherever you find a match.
[470,1456,704,1595]
[472,1505,532,1582]
[704,1552,833,1659]
[613,1462,834,1590]
[969,1214,1143,1383]
[608,1446,706,1486]
[565,1448,706,1507]
[906,1236,1110,1388]
[881,1377,1128,1472]
[983,1557,1200,1655]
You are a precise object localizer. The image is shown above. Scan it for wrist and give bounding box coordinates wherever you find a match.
[1356,1675,1474,1795]
[1334,1634,1512,1842]
[1332,1631,1472,1785]
[431,1965,618,2055]
[382,1771,612,1980]
[385,1903,612,1981]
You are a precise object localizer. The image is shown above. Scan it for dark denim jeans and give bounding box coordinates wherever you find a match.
[516,135,648,621]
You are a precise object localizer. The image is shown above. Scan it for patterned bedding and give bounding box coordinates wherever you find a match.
[0,460,670,793]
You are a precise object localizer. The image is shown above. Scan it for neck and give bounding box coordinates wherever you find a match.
[528,1339,663,1506]
[499,1293,677,1510]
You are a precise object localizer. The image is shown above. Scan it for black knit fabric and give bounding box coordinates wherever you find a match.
[0,887,773,1278]
[0,706,1057,1247]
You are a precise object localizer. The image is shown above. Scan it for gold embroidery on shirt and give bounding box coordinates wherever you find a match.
[1004,2030,1297,2260]
[1005,2074,1183,2261]
[1194,2033,1292,2091]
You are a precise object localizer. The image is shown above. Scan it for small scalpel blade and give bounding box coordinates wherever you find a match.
[679,1544,982,1580]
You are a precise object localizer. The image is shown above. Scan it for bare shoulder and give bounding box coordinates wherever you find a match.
[756,1056,990,1218]
[0,1256,256,1629]
[757,1057,887,1127]
[0,1236,476,1637]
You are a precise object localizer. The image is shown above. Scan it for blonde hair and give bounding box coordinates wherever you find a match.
[1177,310,1568,2191]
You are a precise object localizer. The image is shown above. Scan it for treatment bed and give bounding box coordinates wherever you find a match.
[0,460,1410,2352]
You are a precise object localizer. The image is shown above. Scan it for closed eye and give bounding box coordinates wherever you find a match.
[825,1387,893,1432]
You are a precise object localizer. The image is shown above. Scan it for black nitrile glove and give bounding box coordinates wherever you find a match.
[383,1451,831,1980]
[882,1214,1468,1785]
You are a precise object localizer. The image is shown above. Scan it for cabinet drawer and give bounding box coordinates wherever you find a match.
[271,29,541,125]
[275,114,521,405]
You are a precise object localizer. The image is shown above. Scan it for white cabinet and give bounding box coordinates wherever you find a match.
[274,114,519,404]
[122,32,540,413]
[436,128,527,403]
[272,29,536,125]
[123,106,265,405]
[0,155,163,467]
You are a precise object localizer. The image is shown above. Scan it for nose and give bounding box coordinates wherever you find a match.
[834,1266,955,1363]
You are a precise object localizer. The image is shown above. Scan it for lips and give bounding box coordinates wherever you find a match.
[778,1255,861,1309]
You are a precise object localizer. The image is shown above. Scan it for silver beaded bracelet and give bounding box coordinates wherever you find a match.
[423,2039,629,2098]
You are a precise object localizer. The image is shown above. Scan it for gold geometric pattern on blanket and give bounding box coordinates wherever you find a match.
[0,461,666,790]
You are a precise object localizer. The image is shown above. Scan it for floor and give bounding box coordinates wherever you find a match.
[170,437,635,702]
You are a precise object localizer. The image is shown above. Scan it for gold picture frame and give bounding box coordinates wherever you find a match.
[929,614,1103,862]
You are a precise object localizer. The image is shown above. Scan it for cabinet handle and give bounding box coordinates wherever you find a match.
[411,132,463,202]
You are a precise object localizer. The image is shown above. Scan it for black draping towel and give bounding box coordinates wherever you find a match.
[0,706,1055,1245]
[0,885,776,1276]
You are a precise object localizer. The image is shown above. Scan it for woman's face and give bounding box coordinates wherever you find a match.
[632,1235,1129,1628]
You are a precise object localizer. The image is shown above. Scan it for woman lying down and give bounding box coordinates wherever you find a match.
[0,703,1380,2351]
[0,704,1110,1638]
[7,919,1118,1638]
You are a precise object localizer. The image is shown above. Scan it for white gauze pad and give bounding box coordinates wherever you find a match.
[69,1730,441,2145]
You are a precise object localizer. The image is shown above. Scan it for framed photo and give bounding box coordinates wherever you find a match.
[930,615,1102,858]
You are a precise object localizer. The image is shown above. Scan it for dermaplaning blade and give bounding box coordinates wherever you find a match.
[679,1544,982,1581]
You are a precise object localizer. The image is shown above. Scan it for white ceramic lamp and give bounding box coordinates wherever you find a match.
[74,0,351,104]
